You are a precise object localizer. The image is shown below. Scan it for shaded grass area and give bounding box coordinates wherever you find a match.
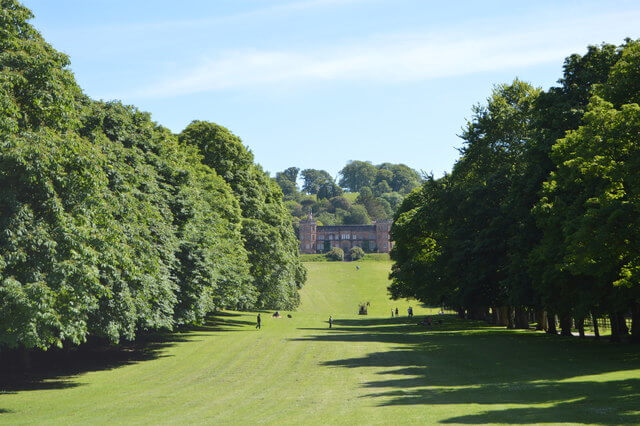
[295,315,640,424]
[0,312,249,399]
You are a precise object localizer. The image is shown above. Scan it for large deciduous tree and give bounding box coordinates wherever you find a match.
[339,161,378,192]
[179,121,306,310]
[300,168,334,195]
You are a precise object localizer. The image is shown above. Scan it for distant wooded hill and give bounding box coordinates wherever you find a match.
[272,161,422,231]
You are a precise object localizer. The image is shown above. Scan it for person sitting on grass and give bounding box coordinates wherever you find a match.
[272,311,281,318]
[418,317,432,326]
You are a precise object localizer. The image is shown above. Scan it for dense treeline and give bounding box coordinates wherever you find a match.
[390,39,640,342]
[0,1,304,353]
[274,161,421,229]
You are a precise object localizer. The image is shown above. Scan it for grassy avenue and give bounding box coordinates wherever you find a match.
[2,260,639,424]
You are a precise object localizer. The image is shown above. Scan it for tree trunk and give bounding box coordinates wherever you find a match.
[514,307,529,329]
[490,307,499,325]
[631,302,640,344]
[575,317,585,338]
[498,306,509,327]
[559,314,573,336]
[591,313,600,340]
[610,312,620,342]
[546,311,557,334]
[20,345,31,370]
[535,310,547,331]
[617,311,629,337]
[469,305,488,321]
[507,306,516,329]
[609,312,629,342]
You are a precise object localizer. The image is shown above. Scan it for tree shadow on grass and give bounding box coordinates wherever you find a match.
[294,316,640,424]
[183,313,256,332]
[0,311,250,402]
[0,332,189,397]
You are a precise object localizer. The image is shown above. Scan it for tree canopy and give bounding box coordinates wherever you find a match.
[0,1,306,352]
[389,40,640,341]
[274,161,422,233]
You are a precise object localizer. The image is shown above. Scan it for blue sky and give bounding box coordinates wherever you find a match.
[23,0,640,178]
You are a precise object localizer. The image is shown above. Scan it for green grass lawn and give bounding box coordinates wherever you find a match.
[2,261,640,424]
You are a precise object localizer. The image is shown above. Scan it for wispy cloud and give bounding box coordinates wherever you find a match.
[91,0,369,34]
[122,9,640,99]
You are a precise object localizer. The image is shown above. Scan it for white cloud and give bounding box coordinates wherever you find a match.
[128,9,640,98]
[91,0,369,34]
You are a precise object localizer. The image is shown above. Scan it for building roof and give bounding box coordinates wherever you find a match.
[317,225,376,231]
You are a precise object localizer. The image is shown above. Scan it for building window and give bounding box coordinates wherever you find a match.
[342,233,350,240]
[328,234,334,240]
[318,234,324,240]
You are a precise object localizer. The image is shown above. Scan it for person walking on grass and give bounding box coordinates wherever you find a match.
[329,316,333,329]
[256,313,261,329]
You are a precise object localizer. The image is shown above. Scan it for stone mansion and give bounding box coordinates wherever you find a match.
[299,215,393,254]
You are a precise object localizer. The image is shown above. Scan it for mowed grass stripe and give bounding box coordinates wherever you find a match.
[2,260,640,424]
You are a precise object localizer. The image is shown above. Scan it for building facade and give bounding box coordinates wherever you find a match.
[299,216,393,254]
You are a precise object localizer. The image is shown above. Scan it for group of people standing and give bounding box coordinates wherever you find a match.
[391,306,413,317]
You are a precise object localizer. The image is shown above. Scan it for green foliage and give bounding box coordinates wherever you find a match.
[299,253,330,262]
[277,162,420,227]
[389,39,640,339]
[281,166,299,183]
[344,204,371,225]
[538,98,640,309]
[339,161,421,195]
[275,167,301,200]
[0,1,81,134]
[317,179,343,200]
[349,246,365,260]
[300,169,334,195]
[378,163,422,194]
[373,180,392,196]
[357,186,392,220]
[361,253,391,261]
[594,39,640,107]
[326,247,345,261]
[179,121,306,311]
[0,3,303,351]
[339,160,378,192]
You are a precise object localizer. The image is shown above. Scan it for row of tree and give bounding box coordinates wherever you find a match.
[389,39,640,342]
[0,1,305,352]
[274,162,421,228]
